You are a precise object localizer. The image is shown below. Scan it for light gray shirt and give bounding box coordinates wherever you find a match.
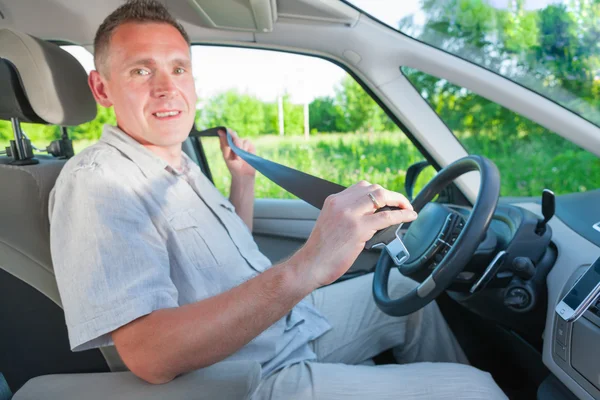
[49,124,331,376]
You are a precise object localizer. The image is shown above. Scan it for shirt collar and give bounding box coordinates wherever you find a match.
[99,124,181,178]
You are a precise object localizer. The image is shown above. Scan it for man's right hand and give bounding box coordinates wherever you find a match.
[294,181,418,288]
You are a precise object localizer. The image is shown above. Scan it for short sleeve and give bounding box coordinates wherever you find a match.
[49,163,179,351]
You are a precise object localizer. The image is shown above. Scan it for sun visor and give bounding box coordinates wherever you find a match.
[0,29,96,126]
[186,0,277,32]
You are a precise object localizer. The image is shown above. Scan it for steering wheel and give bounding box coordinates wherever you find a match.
[372,155,500,316]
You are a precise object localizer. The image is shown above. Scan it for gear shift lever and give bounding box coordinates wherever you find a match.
[536,189,554,235]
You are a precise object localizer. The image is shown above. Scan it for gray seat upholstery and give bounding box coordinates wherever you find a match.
[0,28,261,399]
[0,157,65,304]
[13,363,261,400]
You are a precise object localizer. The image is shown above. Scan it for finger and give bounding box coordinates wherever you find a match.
[242,139,253,152]
[229,129,240,140]
[216,130,233,160]
[348,180,371,190]
[361,187,414,213]
[230,136,245,157]
[367,208,418,232]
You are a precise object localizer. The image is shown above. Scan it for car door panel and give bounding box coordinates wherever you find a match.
[253,198,380,275]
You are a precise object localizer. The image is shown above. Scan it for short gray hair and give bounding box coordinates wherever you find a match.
[94,0,190,76]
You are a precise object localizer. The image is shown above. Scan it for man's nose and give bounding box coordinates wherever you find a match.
[151,71,177,98]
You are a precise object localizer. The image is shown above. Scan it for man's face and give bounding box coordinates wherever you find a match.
[94,22,197,148]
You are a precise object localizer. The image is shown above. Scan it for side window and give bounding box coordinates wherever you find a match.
[402,67,600,196]
[193,46,431,199]
[0,45,114,156]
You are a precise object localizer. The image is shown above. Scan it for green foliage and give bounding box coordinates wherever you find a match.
[197,89,266,136]
[262,101,278,134]
[70,105,117,141]
[282,94,305,135]
[202,132,597,199]
[0,121,13,142]
[402,0,600,125]
[202,133,435,199]
[334,76,395,133]
[309,96,341,132]
[0,120,60,148]
[0,105,114,151]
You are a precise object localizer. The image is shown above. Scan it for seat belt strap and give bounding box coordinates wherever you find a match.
[191,127,346,209]
[193,127,409,264]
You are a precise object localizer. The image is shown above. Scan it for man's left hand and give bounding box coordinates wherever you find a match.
[217,128,256,179]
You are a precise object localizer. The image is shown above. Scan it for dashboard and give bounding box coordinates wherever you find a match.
[517,190,600,400]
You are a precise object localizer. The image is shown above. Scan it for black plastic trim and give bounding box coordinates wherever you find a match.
[554,190,600,248]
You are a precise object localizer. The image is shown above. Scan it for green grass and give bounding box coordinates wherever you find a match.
[202,132,598,199]
[3,131,598,199]
[460,132,600,195]
[202,133,437,199]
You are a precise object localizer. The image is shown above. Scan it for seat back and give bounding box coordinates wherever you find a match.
[0,157,113,393]
[0,28,111,392]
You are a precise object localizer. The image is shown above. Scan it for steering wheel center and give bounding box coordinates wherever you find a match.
[400,203,466,276]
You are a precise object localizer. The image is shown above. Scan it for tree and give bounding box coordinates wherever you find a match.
[309,96,341,133]
[334,76,395,133]
[402,0,600,128]
[281,94,304,135]
[197,89,266,136]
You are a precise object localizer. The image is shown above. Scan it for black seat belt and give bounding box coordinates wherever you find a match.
[192,127,409,264]
[191,127,346,209]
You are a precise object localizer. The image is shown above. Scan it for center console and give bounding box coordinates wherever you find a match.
[552,262,600,399]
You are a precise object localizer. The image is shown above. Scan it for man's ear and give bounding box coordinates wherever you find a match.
[88,70,113,108]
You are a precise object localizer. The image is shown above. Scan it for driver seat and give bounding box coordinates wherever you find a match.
[0,28,260,399]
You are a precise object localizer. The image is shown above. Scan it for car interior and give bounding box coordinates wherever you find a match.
[0,1,599,399]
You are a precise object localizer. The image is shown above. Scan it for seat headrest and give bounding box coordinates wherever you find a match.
[0,28,96,126]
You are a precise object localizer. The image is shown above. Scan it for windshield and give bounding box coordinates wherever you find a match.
[346,0,600,128]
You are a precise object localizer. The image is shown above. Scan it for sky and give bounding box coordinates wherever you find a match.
[63,0,566,105]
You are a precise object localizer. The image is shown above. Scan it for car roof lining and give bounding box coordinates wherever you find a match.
[0,0,359,46]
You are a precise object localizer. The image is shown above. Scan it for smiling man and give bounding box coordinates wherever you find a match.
[48,1,506,399]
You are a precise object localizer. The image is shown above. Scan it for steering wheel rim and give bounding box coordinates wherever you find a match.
[373,155,500,316]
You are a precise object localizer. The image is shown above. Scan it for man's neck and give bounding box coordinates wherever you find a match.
[144,143,183,171]
[115,125,184,170]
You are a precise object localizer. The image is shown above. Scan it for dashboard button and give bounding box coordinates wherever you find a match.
[556,318,567,345]
[554,341,567,361]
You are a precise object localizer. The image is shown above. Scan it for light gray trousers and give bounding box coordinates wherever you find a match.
[252,270,508,399]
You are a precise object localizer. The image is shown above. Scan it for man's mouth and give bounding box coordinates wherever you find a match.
[152,110,181,119]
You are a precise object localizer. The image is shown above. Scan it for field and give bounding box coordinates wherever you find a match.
[2,131,591,200]
[197,132,599,199]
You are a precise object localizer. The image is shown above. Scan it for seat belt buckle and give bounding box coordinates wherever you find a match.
[372,226,410,266]
[385,227,410,266]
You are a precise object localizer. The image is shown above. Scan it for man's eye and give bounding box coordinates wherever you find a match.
[174,67,185,74]
[132,69,150,76]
